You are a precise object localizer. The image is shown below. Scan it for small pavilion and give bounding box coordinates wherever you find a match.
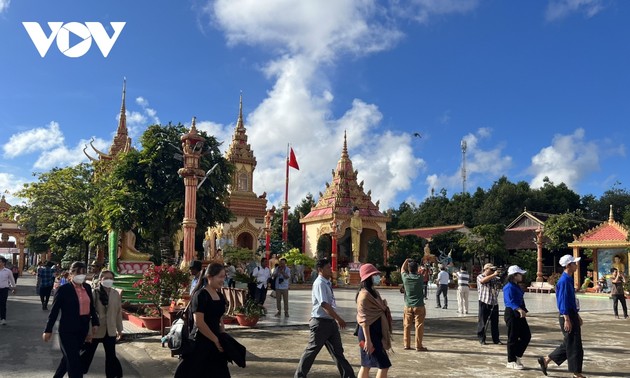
[0,195,28,274]
[300,132,390,281]
[568,205,630,289]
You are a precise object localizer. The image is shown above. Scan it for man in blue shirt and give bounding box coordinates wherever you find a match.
[295,259,355,378]
[503,265,531,370]
[38,262,55,310]
[538,255,585,378]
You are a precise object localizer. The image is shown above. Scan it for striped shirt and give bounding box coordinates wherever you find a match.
[477,273,501,306]
[457,271,470,286]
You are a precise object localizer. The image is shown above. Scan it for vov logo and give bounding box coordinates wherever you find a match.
[22,22,126,58]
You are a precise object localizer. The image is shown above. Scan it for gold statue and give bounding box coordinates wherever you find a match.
[118,230,151,261]
[350,206,362,263]
[613,254,626,274]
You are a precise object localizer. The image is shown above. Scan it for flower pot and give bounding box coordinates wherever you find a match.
[127,313,145,328]
[139,316,162,331]
[235,314,259,327]
[222,315,238,325]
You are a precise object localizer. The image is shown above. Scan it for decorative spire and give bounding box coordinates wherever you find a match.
[236,91,244,130]
[117,77,127,136]
[609,204,614,224]
[190,116,198,134]
[342,130,349,159]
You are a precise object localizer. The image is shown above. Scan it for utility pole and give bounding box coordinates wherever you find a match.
[461,139,467,194]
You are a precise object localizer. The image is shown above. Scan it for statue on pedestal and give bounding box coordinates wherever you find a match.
[118,230,151,261]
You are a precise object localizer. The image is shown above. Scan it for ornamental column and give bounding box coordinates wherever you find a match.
[535,226,544,282]
[17,235,25,276]
[178,117,206,266]
[330,213,340,283]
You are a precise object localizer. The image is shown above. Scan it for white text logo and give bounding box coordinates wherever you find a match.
[23,22,126,58]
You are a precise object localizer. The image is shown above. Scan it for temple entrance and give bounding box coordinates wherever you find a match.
[236,232,254,250]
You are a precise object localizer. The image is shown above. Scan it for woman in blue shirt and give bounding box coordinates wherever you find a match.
[503,265,531,370]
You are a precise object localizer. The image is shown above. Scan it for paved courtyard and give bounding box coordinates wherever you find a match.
[2,275,629,377]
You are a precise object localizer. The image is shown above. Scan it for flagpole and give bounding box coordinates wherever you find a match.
[282,144,290,242]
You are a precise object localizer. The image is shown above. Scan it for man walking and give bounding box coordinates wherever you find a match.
[419,264,430,300]
[477,263,502,345]
[435,265,449,309]
[401,259,428,351]
[295,259,355,378]
[38,261,55,310]
[188,260,203,295]
[456,265,470,315]
[273,258,291,317]
[0,257,17,325]
[538,255,585,378]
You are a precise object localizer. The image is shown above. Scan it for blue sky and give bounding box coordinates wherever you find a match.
[1,0,629,212]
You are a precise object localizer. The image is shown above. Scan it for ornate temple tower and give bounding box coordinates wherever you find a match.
[205,95,268,257]
[300,132,390,277]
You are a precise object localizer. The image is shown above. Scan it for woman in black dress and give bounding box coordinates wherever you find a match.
[175,262,229,378]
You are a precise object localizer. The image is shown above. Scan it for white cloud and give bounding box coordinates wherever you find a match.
[545,0,606,22]
[34,137,109,170]
[392,0,479,24]
[200,0,443,209]
[2,121,64,158]
[528,128,599,189]
[0,173,27,206]
[0,0,10,14]
[424,128,512,197]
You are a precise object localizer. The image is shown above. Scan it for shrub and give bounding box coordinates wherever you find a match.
[133,263,190,308]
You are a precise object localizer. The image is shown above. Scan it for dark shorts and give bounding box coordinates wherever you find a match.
[358,320,391,369]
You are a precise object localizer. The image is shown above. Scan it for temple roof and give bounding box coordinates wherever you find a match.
[393,224,469,240]
[225,94,256,167]
[568,205,630,248]
[302,131,388,223]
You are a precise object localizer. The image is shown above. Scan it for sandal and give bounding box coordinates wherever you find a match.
[537,357,548,376]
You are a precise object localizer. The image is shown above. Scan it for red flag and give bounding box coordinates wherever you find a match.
[288,147,300,170]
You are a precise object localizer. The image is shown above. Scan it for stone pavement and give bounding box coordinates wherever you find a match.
[3,275,629,377]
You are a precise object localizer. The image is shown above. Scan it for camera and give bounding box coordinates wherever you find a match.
[279,278,284,284]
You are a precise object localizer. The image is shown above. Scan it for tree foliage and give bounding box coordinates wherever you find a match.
[458,224,506,264]
[543,211,590,251]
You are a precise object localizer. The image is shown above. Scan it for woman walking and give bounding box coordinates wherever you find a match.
[503,265,531,370]
[43,261,99,378]
[610,267,628,319]
[356,263,392,378]
[81,269,124,377]
[175,262,230,378]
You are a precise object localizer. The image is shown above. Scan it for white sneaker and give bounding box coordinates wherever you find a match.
[506,362,523,370]
[1,319,6,325]
[516,357,524,368]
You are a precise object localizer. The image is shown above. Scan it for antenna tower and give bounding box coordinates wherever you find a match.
[461,139,467,194]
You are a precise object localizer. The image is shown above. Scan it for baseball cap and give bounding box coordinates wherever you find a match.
[507,265,526,276]
[483,263,497,271]
[559,255,581,267]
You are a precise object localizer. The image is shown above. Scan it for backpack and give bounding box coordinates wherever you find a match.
[166,303,195,357]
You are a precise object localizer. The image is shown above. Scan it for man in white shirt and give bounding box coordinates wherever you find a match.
[435,265,450,309]
[0,257,17,325]
[252,258,271,306]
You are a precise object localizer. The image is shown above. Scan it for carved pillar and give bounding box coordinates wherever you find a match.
[535,226,544,282]
[17,236,25,276]
[573,246,581,289]
[330,214,340,282]
[178,118,206,266]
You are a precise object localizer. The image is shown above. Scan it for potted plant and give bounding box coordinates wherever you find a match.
[132,263,190,329]
[234,298,264,327]
[283,248,316,283]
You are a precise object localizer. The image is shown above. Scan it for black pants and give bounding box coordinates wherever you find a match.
[228,279,235,289]
[503,308,531,362]
[548,312,584,374]
[0,288,8,319]
[40,285,53,308]
[436,284,448,307]
[255,286,268,305]
[13,273,18,283]
[295,318,356,378]
[423,281,428,299]
[612,294,628,317]
[54,317,90,378]
[81,335,123,377]
[477,301,500,343]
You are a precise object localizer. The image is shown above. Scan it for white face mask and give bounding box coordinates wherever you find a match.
[73,274,87,284]
[372,275,381,285]
[101,279,114,288]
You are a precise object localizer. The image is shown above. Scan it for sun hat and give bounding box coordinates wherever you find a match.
[507,265,526,276]
[559,255,581,267]
[359,263,380,282]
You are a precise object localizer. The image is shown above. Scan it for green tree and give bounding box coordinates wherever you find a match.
[13,164,95,262]
[366,237,384,266]
[529,178,581,215]
[474,177,531,227]
[543,211,590,252]
[459,224,506,266]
